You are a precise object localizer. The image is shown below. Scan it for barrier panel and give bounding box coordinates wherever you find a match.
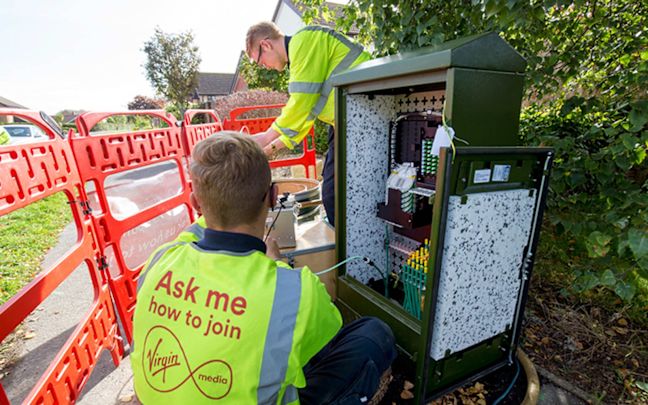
[0,104,319,402]
[0,109,123,404]
[71,110,195,343]
[182,109,223,156]
[223,105,318,178]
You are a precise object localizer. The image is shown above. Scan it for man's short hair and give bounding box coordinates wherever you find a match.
[190,131,271,227]
[246,21,283,57]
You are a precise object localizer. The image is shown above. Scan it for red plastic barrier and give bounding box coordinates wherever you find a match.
[182,109,223,156]
[70,110,195,343]
[0,109,123,404]
[223,105,318,178]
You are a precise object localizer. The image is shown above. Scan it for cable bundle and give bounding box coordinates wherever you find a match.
[401,240,430,319]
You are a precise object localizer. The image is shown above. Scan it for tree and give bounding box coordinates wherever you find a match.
[142,28,201,113]
[127,95,166,110]
[239,55,288,92]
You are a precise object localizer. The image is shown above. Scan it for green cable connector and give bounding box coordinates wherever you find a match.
[401,262,427,320]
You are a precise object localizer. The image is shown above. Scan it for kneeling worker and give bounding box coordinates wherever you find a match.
[131,131,396,404]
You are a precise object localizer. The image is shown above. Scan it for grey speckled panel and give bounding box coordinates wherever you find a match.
[345,95,395,283]
[429,189,536,360]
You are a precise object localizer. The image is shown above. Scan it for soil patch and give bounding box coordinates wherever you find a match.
[522,276,648,404]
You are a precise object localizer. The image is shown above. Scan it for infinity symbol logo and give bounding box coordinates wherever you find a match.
[143,325,233,399]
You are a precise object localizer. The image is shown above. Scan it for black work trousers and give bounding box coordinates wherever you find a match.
[299,317,397,404]
[322,125,335,227]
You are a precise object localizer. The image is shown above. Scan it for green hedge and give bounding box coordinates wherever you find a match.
[520,99,647,307]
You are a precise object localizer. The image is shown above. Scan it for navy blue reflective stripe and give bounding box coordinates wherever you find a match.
[299,26,364,52]
[136,242,185,292]
[257,267,302,404]
[307,46,363,121]
[295,26,365,122]
[275,123,300,138]
[183,222,205,240]
[288,81,322,94]
[282,385,298,404]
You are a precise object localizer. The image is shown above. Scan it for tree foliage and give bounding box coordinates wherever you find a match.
[127,95,166,110]
[297,0,648,303]
[142,28,201,113]
[298,0,646,103]
[238,56,288,92]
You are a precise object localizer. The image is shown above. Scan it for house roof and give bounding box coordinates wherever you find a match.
[0,95,27,109]
[57,109,87,123]
[195,73,236,96]
[272,0,359,35]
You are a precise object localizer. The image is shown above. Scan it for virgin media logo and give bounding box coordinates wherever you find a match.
[143,325,233,399]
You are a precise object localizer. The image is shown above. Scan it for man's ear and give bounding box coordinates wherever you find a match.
[190,192,202,215]
[261,38,271,51]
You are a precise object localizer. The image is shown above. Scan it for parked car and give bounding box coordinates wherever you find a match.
[1,124,47,145]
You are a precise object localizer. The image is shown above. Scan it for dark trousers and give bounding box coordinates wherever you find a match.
[299,317,397,405]
[322,125,335,227]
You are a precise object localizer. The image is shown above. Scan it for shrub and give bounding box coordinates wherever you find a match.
[213,91,329,155]
[521,99,648,304]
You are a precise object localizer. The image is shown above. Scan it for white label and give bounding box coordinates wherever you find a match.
[432,126,454,155]
[473,169,491,184]
[492,164,511,182]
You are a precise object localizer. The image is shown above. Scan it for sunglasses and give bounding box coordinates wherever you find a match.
[254,37,270,65]
[256,43,264,64]
[261,182,276,203]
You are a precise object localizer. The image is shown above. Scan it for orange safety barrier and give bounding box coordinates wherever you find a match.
[0,104,320,403]
[223,105,318,179]
[71,110,195,343]
[0,109,123,404]
[182,109,223,156]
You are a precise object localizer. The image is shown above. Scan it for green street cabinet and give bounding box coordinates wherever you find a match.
[330,32,553,402]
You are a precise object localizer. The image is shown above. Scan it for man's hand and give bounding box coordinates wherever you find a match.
[266,237,282,260]
[251,127,280,149]
[263,138,286,156]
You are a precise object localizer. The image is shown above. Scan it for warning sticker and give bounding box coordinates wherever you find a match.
[492,164,511,182]
[473,169,491,184]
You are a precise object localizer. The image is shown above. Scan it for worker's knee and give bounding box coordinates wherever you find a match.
[345,317,397,371]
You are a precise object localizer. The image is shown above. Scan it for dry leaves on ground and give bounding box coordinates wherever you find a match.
[523,285,648,403]
[427,382,488,405]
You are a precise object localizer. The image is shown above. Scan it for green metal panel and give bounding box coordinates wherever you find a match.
[448,150,544,195]
[446,68,525,146]
[331,32,526,87]
[337,276,421,358]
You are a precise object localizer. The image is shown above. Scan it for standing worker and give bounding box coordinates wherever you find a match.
[246,22,371,227]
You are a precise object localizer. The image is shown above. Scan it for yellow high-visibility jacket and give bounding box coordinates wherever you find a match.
[131,228,342,404]
[273,26,371,149]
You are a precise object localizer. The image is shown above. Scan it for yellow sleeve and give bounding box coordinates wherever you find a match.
[272,33,330,149]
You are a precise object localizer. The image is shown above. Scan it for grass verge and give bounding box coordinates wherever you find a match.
[0,192,72,306]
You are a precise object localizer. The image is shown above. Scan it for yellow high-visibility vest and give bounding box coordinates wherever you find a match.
[273,26,371,149]
[131,237,342,404]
